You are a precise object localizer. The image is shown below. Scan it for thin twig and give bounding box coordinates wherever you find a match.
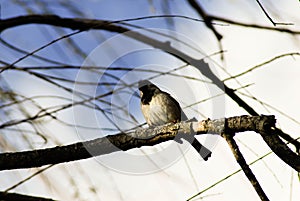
[210,14,298,34]
[186,0,224,60]
[255,0,293,26]
[4,165,54,192]
[222,134,270,201]
[223,52,300,82]
[188,137,300,200]
[0,30,82,73]
[187,151,273,200]
[187,0,223,40]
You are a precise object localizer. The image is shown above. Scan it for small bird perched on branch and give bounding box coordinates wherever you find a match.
[138,80,212,161]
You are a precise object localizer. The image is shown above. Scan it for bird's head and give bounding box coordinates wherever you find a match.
[138,80,160,103]
[138,80,160,92]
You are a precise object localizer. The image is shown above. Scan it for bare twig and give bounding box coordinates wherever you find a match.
[223,52,300,82]
[255,0,293,26]
[187,151,273,200]
[209,14,299,34]
[0,37,68,65]
[222,133,270,201]
[238,91,300,126]
[4,165,54,192]
[187,0,223,40]
[0,30,81,73]
[188,137,300,200]
[186,0,224,59]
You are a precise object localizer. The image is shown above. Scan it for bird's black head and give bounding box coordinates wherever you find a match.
[138,80,159,92]
[138,80,152,90]
[138,80,160,104]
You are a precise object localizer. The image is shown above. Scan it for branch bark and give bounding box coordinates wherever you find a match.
[0,192,55,201]
[1,115,298,172]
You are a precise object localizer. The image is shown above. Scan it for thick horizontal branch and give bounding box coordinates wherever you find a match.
[0,192,55,201]
[1,115,298,172]
[1,14,299,35]
[0,15,128,33]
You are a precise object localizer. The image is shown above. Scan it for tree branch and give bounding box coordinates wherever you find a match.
[0,15,126,33]
[223,133,270,201]
[254,0,293,26]
[1,115,298,172]
[187,0,223,40]
[0,192,55,201]
[209,14,299,34]
[1,14,299,35]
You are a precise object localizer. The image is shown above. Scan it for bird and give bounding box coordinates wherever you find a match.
[138,80,212,161]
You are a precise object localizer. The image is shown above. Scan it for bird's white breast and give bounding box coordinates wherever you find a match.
[141,93,181,126]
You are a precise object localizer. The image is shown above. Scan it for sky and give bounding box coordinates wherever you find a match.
[0,0,300,201]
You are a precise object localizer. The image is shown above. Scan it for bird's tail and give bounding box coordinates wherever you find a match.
[179,114,212,160]
[190,138,212,161]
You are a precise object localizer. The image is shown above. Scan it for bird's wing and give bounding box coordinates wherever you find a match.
[160,92,188,121]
